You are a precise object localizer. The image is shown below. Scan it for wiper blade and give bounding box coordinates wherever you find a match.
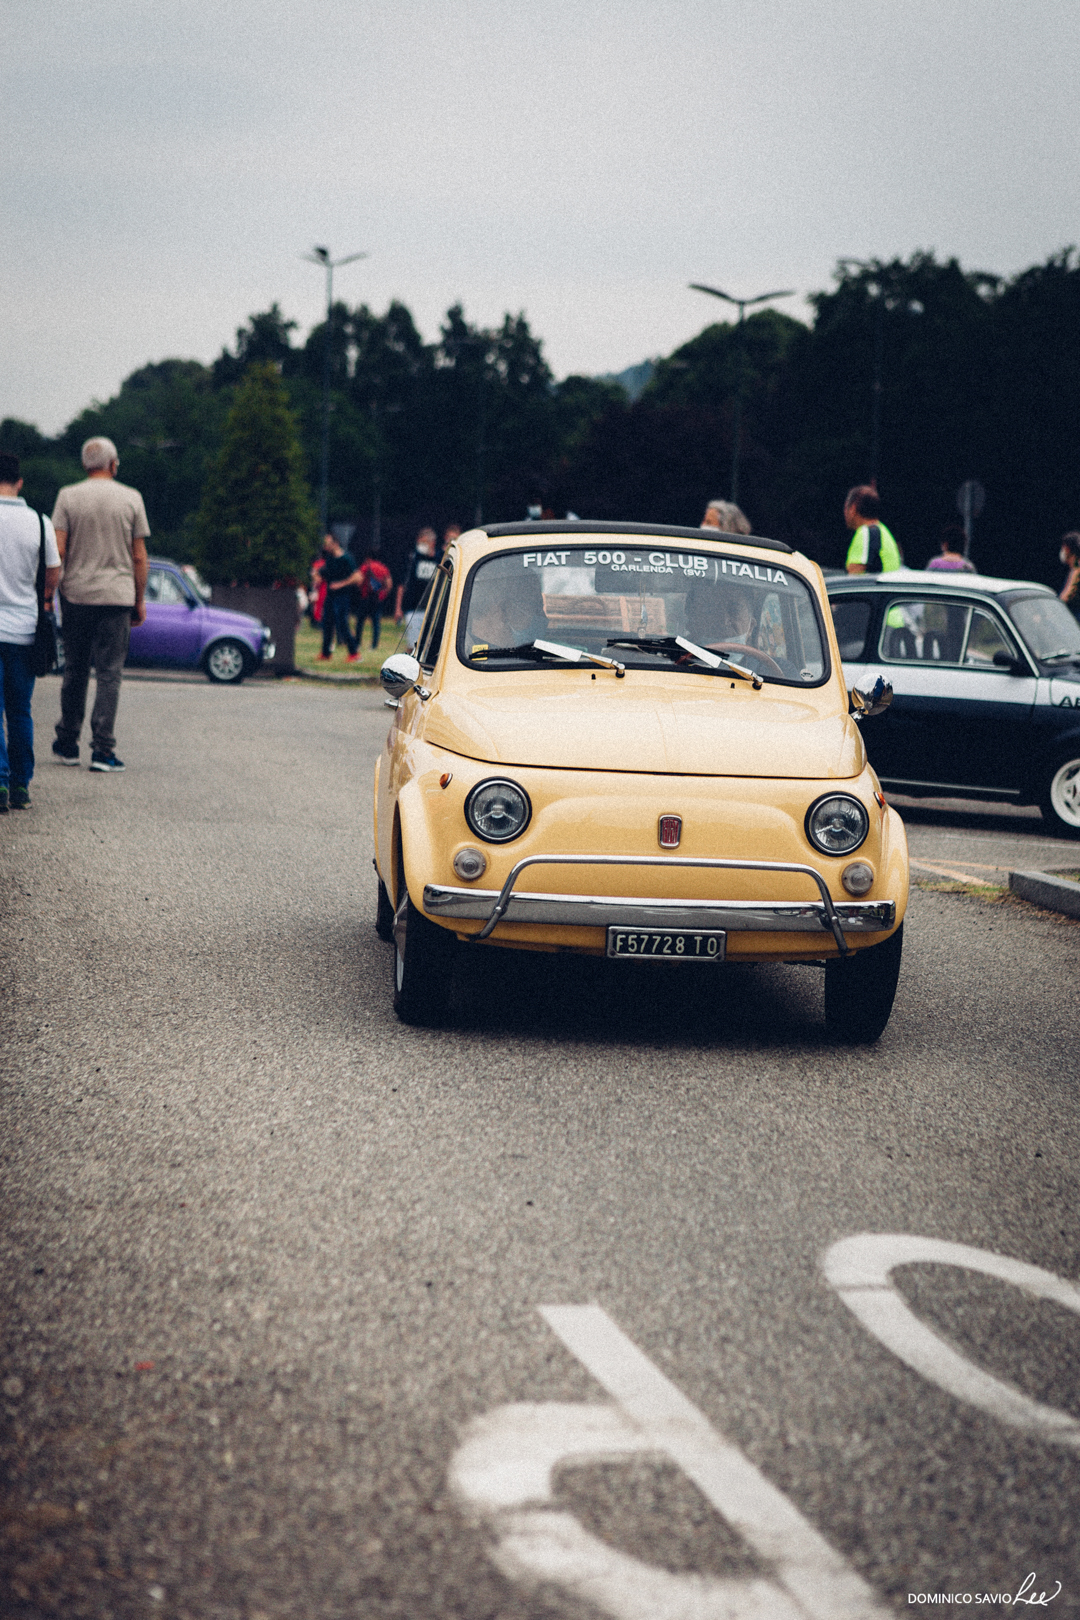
[1041,649,1080,663]
[470,639,625,675]
[605,634,763,688]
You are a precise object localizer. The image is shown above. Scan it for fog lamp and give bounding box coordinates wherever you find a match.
[453,846,488,881]
[841,860,875,896]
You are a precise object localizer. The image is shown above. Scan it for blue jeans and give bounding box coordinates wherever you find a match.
[356,602,382,648]
[321,590,358,655]
[0,641,35,788]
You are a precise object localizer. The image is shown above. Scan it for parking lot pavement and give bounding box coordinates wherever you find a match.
[2,680,1078,1619]
[887,791,1078,884]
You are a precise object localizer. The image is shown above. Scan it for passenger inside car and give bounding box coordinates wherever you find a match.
[684,581,758,648]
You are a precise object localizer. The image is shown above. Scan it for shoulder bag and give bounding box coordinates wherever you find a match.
[30,512,59,677]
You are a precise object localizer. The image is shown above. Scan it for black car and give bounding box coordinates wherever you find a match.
[827,570,1080,835]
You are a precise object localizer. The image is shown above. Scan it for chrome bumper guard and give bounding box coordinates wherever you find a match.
[424,855,897,956]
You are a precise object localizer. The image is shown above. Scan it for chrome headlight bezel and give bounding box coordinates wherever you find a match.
[805,793,870,857]
[464,778,532,844]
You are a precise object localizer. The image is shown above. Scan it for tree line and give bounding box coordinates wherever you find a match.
[4,249,1079,587]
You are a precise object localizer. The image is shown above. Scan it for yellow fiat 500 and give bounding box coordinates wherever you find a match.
[374,521,907,1039]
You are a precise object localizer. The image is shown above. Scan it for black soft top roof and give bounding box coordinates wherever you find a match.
[480,519,793,556]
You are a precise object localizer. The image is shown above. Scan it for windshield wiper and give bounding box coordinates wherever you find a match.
[605,634,763,688]
[1040,649,1080,664]
[470,639,625,675]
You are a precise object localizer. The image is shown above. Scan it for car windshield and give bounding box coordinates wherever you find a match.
[1008,594,1080,661]
[459,545,827,684]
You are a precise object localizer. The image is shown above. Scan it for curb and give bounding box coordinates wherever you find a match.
[1009,869,1080,919]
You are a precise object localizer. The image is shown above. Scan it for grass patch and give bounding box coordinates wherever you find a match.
[914,877,1008,900]
[293,617,411,676]
[1049,869,1080,883]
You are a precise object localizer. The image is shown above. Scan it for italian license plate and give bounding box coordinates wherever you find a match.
[606,927,727,962]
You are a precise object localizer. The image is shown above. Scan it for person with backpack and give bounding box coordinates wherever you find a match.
[844,486,902,574]
[353,552,393,651]
[0,453,61,811]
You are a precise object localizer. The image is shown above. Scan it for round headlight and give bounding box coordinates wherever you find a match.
[465,778,532,843]
[805,794,869,856]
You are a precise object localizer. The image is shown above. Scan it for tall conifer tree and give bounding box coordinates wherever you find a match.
[194,361,317,584]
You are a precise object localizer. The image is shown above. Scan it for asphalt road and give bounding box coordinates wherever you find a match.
[2,678,1077,1620]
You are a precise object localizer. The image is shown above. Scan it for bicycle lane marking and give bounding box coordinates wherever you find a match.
[450,1303,890,1620]
[824,1233,1080,1448]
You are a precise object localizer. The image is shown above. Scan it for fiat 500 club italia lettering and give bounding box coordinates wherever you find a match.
[828,571,1080,835]
[374,522,908,1040]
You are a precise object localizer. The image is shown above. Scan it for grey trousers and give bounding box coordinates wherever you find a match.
[56,599,131,756]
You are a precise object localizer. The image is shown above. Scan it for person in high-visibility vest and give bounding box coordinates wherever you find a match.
[844,486,902,574]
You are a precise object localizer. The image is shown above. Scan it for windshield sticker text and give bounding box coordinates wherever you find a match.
[518,549,787,586]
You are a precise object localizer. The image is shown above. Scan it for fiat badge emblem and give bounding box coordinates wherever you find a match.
[658,814,682,849]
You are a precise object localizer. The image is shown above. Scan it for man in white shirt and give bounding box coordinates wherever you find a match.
[51,436,149,772]
[0,453,61,810]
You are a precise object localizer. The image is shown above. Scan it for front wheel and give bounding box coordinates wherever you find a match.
[824,923,903,1044]
[1039,752,1080,837]
[392,888,456,1026]
[204,639,251,684]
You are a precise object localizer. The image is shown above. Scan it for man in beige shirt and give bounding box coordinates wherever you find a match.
[52,437,149,771]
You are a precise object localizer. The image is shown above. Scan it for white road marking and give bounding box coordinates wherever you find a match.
[449,1304,889,1620]
[824,1234,1080,1449]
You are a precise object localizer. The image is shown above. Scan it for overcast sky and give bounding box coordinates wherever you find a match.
[4,0,1079,434]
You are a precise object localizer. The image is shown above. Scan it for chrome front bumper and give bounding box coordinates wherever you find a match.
[423,854,897,956]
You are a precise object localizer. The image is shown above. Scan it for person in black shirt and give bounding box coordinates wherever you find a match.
[394,527,439,647]
[317,535,360,661]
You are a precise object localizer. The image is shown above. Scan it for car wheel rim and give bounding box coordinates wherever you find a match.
[393,893,408,990]
[209,643,244,680]
[1050,758,1080,827]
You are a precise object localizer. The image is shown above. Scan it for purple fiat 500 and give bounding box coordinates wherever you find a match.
[125,560,274,683]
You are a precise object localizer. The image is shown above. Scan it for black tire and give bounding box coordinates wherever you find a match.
[824,922,903,1044]
[204,639,252,685]
[392,888,456,1026]
[1039,751,1080,837]
[376,875,395,941]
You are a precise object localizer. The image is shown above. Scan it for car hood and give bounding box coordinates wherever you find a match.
[203,606,265,635]
[424,677,863,778]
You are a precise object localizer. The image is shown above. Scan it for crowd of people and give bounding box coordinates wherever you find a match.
[307,522,462,661]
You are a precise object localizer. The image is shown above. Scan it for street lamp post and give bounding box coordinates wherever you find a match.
[303,245,367,535]
[689,283,795,508]
[839,259,886,488]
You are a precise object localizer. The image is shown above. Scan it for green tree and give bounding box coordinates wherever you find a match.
[193,361,317,584]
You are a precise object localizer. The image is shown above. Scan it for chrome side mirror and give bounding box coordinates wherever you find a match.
[380,653,431,702]
[850,676,893,721]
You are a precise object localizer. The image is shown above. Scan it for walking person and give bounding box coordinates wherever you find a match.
[316,534,361,662]
[926,526,977,573]
[700,499,751,535]
[353,552,393,651]
[844,486,902,574]
[1059,532,1080,620]
[52,437,149,772]
[394,527,439,647]
[0,454,61,811]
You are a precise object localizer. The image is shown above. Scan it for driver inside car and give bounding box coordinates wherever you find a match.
[467,567,548,652]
